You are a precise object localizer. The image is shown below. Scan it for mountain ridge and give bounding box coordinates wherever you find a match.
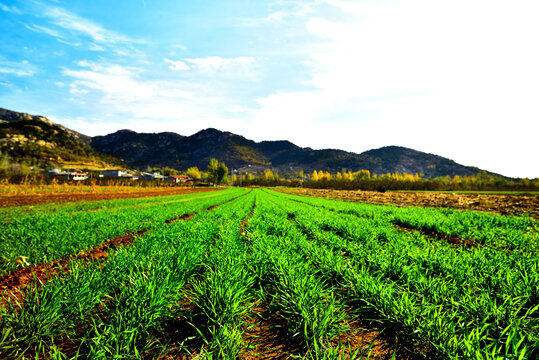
[91,127,493,178]
[1,107,499,178]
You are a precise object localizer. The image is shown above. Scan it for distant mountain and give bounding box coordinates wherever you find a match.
[91,128,487,178]
[0,108,121,169]
[0,108,92,145]
[1,107,494,177]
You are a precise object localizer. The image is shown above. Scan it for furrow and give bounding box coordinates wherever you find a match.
[0,192,249,309]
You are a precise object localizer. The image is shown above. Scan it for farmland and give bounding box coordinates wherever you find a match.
[0,188,538,359]
[0,185,219,207]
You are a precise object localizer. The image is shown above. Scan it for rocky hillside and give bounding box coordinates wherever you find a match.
[0,108,121,169]
[91,128,487,178]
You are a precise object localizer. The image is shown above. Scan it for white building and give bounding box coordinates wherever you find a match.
[103,170,127,177]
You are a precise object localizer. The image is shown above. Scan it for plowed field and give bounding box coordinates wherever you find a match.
[276,188,539,219]
[0,187,219,207]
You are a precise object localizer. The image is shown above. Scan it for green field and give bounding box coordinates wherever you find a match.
[1,188,538,359]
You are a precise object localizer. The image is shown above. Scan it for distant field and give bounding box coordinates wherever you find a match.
[0,185,219,207]
[1,188,537,359]
[278,187,539,220]
[393,190,539,195]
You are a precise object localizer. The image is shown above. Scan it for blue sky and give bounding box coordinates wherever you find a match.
[1,0,538,178]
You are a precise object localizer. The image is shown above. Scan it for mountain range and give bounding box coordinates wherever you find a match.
[1,107,492,178]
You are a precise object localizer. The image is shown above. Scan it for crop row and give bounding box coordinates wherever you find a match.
[1,188,537,359]
[1,189,256,359]
[260,190,538,358]
[0,188,246,275]
[272,190,538,253]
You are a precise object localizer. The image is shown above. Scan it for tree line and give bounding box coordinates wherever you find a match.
[146,158,229,185]
[234,168,539,191]
[2,152,537,191]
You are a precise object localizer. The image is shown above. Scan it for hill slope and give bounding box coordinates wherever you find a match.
[91,128,486,177]
[0,108,121,169]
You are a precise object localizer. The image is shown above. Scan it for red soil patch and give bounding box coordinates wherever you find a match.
[165,213,195,223]
[242,304,302,359]
[335,327,396,359]
[0,187,220,207]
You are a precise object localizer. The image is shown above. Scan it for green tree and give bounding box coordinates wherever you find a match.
[186,166,201,180]
[216,162,229,184]
[264,169,274,181]
[207,158,219,184]
[163,166,179,176]
[207,158,228,184]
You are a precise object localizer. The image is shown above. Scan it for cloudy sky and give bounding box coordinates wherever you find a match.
[1,0,538,178]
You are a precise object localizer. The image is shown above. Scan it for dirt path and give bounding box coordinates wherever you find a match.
[276,188,539,219]
[0,187,220,207]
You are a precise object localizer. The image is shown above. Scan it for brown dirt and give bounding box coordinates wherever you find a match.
[0,187,220,207]
[276,188,539,220]
[164,213,195,224]
[334,323,400,360]
[241,305,408,360]
[241,304,302,359]
[394,222,477,249]
[148,293,206,360]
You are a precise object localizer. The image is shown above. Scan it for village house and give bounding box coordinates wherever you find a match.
[103,169,127,177]
[165,175,190,183]
[43,168,89,180]
[141,172,165,181]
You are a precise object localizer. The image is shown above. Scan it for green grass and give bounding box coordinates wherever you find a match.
[0,188,245,275]
[1,188,537,359]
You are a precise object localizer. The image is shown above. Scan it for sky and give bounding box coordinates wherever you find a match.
[1,0,538,178]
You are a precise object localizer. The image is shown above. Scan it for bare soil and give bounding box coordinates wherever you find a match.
[394,222,477,249]
[242,304,302,359]
[0,187,219,207]
[276,188,539,220]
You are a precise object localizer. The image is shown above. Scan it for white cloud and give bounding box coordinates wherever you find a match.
[184,56,255,71]
[227,105,249,113]
[164,58,190,71]
[63,62,155,102]
[25,24,62,38]
[89,43,105,51]
[43,6,140,44]
[69,85,88,96]
[239,1,316,26]
[0,68,33,76]
[21,4,144,56]
[172,44,188,51]
[0,61,36,76]
[60,61,245,136]
[0,2,20,14]
[248,0,539,178]
[57,38,81,47]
